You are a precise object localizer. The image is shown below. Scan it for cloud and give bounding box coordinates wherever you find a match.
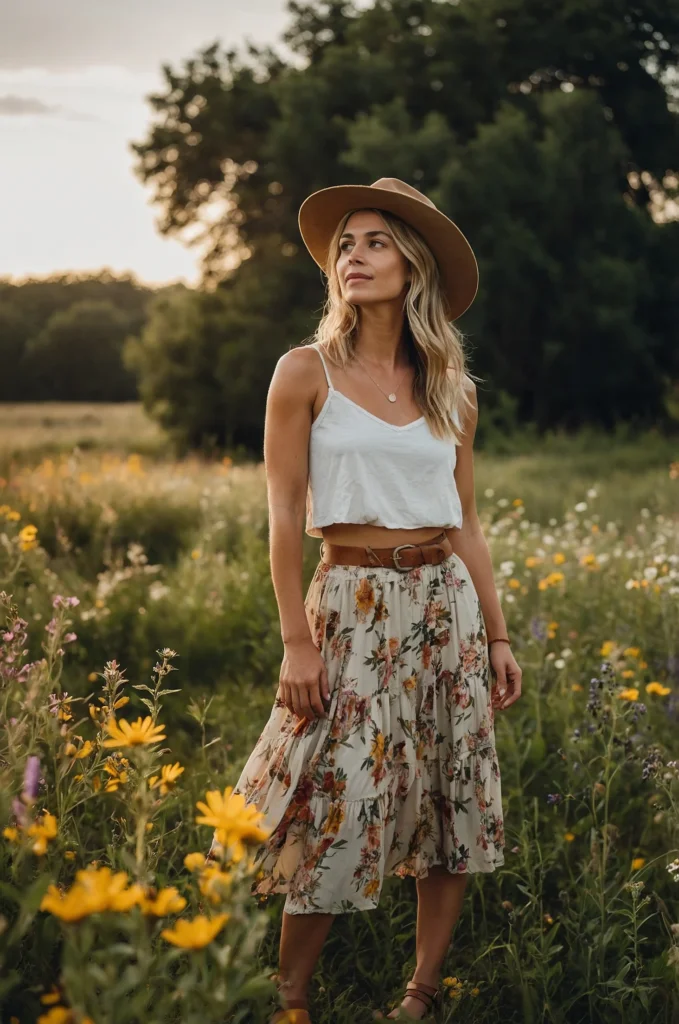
[0,93,100,121]
[0,94,56,115]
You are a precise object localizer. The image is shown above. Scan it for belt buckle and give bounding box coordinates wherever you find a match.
[392,543,419,572]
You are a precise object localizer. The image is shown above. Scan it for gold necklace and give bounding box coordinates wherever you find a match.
[353,354,409,403]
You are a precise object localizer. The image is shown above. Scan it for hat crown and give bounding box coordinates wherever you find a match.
[370,177,436,211]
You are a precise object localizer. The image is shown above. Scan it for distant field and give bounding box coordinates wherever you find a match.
[0,402,170,463]
[0,401,677,532]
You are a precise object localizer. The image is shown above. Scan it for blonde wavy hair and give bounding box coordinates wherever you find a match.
[306,207,482,444]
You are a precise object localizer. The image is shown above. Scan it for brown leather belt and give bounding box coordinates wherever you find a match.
[320,530,453,571]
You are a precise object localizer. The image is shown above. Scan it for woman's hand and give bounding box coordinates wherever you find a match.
[489,643,522,710]
[277,638,331,721]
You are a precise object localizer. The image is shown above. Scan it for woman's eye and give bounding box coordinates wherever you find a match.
[339,239,385,252]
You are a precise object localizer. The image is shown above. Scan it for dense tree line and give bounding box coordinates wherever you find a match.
[0,272,165,402]
[127,0,679,452]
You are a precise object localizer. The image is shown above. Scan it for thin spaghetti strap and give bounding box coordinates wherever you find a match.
[311,342,334,390]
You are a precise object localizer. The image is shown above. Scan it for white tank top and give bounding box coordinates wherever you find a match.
[305,342,463,538]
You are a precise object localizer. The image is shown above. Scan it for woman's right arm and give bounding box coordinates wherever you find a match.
[264,347,330,722]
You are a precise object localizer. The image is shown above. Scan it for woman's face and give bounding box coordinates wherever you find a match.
[336,210,411,308]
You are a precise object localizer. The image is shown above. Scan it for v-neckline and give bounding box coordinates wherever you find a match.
[332,389,425,431]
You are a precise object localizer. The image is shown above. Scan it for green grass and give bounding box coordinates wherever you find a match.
[0,404,677,1023]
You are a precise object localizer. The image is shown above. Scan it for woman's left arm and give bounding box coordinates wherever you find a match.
[444,375,522,711]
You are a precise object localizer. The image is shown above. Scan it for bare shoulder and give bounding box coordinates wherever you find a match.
[461,372,476,396]
[270,344,323,402]
[445,367,477,401]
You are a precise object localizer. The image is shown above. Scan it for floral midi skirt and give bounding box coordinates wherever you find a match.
[209,551,505,914]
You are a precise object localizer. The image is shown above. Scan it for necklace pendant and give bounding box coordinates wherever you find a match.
[388,393,397,403]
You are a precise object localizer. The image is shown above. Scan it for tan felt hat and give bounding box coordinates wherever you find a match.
[298,177,479,321]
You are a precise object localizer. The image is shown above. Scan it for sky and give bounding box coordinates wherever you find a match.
[0,0,294,286]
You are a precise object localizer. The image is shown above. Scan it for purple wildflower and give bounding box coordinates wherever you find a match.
[630,702,647,725]
[587,676,603,715]
[22,755,41,801]
[642,748,663,781]
[547,793,563,805]
[530,616,547,642]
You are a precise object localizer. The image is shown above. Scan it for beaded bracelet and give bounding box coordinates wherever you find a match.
[488,637,511,647]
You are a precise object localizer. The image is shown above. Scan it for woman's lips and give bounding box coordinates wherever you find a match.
[346,275,371,282]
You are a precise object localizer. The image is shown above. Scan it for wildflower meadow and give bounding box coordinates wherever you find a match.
[0,411,678,1024]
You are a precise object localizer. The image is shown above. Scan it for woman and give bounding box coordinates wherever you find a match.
[209,178,522,1023]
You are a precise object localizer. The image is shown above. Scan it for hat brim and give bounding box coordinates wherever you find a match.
[298,184,479,321]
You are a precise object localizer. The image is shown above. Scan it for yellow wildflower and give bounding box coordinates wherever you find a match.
[113,695,130,709]
[40,865,143,921]
[140,886,187,916]
[64,850,76,861]
[646,682,671,696]
[148,761,185,796]
[600,641,615,657]
[525,556,542,568]
[553,552,566,565]
[512,498,523,506]
[18,524,39,551]
[184,852,208,872]
[103,756,129,791]
[102,716,166,748]
[621,669,635,679]
[564,832,575,842]
[37,1008,72,1024]
[624,646,641,658]
[571,683,583,692]
[26,811,58,856]
[195,786,271,863]
[199,864,233,904]
[161,913,229,949]
[87,672,99,683]
[40,986,62,1005]
[191,549,201,560]
[617,687,639,702]
[631,857,645,871]
[508,578,521,589]
[3,826,19,842]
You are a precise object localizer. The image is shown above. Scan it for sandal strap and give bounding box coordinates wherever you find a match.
[405,984,439,1008]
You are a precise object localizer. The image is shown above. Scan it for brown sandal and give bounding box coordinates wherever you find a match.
[270,1009,312,1024]
[386,980,443,1020]
[269,974,312,1024]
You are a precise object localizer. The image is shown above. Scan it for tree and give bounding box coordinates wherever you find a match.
[25,301,138,402]
[128,0,679,450]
